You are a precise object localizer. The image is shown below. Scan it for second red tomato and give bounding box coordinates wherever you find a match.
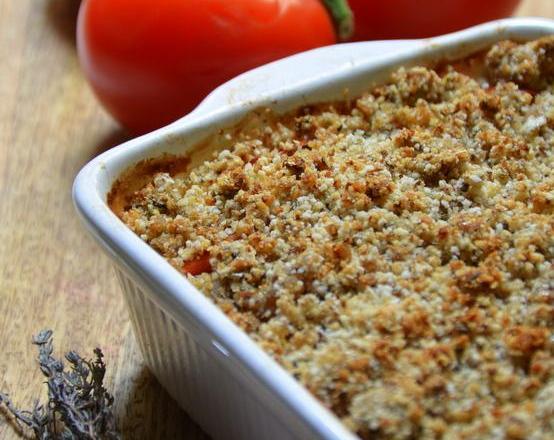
[348,0,521,41]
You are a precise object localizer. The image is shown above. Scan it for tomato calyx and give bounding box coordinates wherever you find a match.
[321,0,354,41]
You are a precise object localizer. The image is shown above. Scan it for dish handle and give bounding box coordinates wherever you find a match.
[191,39,423,117]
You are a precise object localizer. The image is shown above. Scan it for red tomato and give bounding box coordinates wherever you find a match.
[182,252,212,276]
[77,0,336,134]
[348,0,522,41]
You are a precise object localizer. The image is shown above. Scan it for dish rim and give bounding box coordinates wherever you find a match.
[73,17,554,440]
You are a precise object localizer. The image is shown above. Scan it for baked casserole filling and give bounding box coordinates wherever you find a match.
[113,37,554,439]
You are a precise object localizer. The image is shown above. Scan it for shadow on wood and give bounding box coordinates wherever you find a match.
[45,0,81,47]
[117,366,209,440]
[87,127,131,162]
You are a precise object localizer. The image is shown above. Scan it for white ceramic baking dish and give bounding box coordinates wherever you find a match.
[73,18,554,440]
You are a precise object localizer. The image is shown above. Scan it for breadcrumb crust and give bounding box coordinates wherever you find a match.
[117,37,554,440]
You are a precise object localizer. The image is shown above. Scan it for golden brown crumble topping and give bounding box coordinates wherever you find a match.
[116,37,554,439]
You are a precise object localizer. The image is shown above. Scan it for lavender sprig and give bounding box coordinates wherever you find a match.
[1,330,119,439]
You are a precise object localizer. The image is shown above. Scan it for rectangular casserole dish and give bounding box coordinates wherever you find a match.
[73,18,554,440]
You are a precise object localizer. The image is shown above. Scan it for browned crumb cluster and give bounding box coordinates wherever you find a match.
[118,37,554,439]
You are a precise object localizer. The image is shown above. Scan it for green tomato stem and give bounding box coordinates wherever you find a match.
[321,0,354,41]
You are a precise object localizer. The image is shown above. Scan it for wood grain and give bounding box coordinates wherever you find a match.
[0,1,552,439]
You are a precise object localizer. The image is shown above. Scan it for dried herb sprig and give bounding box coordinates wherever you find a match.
[0,330,120,439]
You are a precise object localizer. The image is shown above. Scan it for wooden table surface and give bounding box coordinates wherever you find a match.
[1,1,553,439]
